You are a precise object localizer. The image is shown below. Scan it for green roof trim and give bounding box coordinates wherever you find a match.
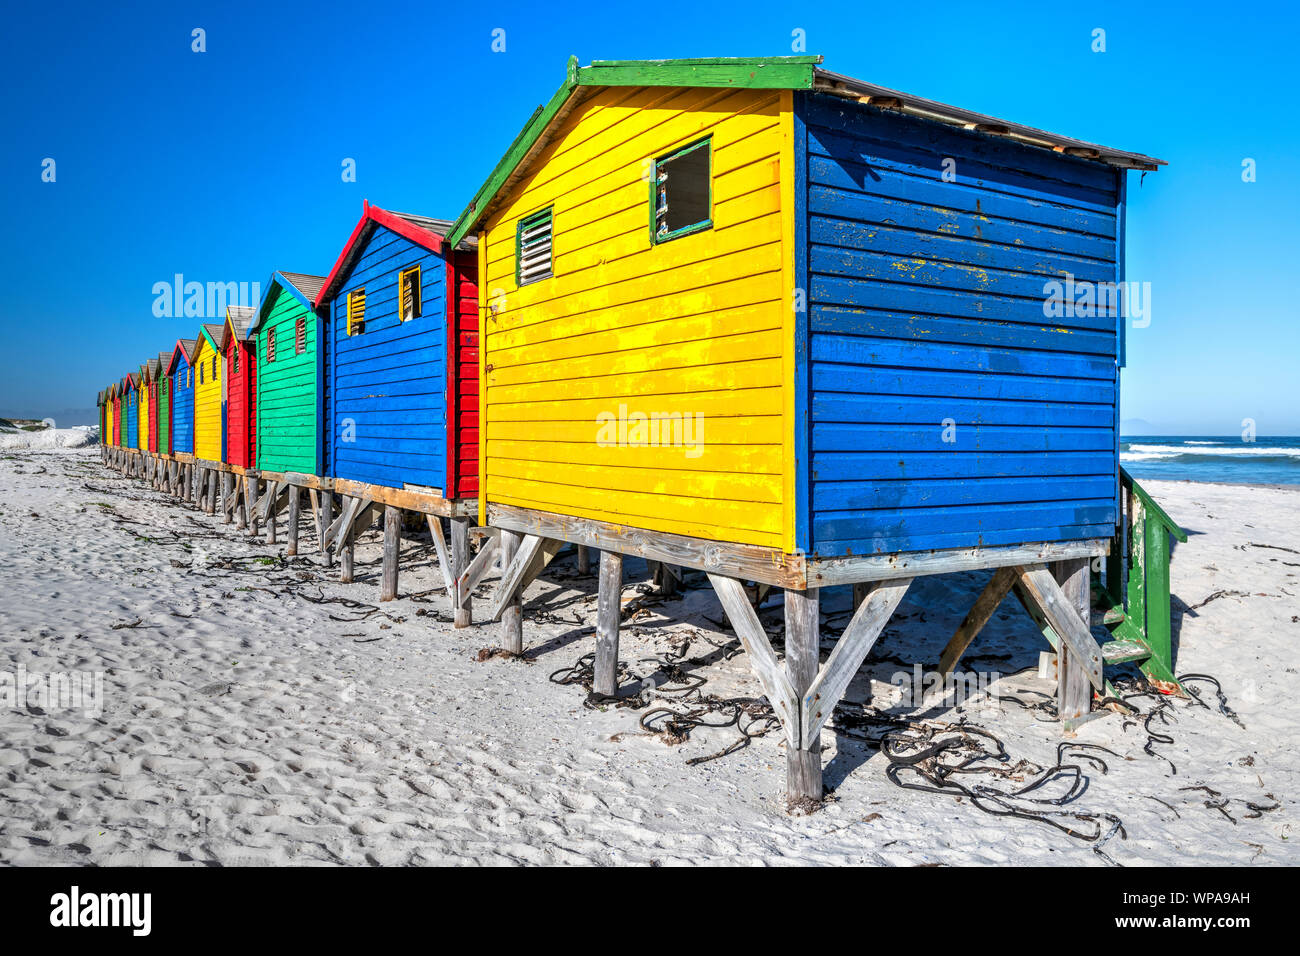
[445,55,823,246]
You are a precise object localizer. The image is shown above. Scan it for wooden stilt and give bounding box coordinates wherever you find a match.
[266,487,278,545]
[784,588,823,804]
[577,544,590,575]
[852,581,871,609]
[450,516,471,628]
[594,550,623,696]
[380,505,400,601]
[222,474,234,524]
[937,566,1018,678]
[248,477,260,536]
[287,488,300,556]
[1052,558,1092,723]
[321,493,334,567]
[499,530,522,654]
[205,470,217,514]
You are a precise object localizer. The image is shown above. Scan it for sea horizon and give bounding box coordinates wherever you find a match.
[1120,435,1300,486]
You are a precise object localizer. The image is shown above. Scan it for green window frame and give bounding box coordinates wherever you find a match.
[650,136,713,244]
[516,207,554,286]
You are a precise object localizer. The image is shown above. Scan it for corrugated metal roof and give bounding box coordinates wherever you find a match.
[447,55,1165,246]
[811,68,1164,169]
[278,271,326,304]
[387,212,478,250]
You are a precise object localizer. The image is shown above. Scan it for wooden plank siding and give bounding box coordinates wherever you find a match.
[477,85,791,549]
[225,328,257,469]
[139,375,151,453]
[169,347,196,456]
[254,285,321,475]
[157,372,170,456]
[192,334,224,462]
[796,92,1121,557]
[446,255,479,497]
[323,225,449,490]
[124,378,138,450]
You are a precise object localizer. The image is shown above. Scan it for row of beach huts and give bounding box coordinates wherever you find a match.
[94,56,1185,804]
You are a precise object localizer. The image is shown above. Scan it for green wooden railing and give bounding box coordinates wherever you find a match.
[1094,467,1187,692]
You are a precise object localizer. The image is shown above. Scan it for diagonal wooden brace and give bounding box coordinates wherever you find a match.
[486,535,562,622]
[707,574,801,747]
[425,515,455,593]
[455,535,500,608]
[800,578,911,749]
[937,565,1018,678]
[1014,564,1105,692]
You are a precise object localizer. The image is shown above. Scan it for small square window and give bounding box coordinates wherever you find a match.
[212,356,218,379]
[295,318,306,354]
[347,289,366,335]
[516,208,553,285]
[652,137,712,243]
[199,364,204,385]
[398,266,422,321]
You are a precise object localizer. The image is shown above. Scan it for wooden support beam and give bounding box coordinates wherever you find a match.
[577,544,590,575]
[485,533,562,623]
[786,588,823,802]
[595,550,623,696]
[937,566,1017,678]
[287,487,300,556]
[705,574,800,746]
[205,470,217,514]
[320,492,334,566]
[1052,558,1092,722]
[266,484,278,546]
[1015,564,1104,693]
[455,535,500,608]
[425,515,454,593]
[499,530,523,655]
[309,489,323,545]
[248,476,260,535]
[380,505,401,601]
[450,516,472,628]
[800,578,910,749]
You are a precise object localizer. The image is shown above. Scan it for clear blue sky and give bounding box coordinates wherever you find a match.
[2,0,1296,432]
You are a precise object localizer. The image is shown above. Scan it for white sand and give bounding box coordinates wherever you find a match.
[0,445,1295,865]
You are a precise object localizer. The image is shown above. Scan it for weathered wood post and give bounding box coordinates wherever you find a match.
[205,470,218,514]
[339,496,355,584]
[321,493,334,567]
[577,545,590,575]
[222,474,234,524]
[1053,558,1091,722]
[380,505,400,601]
[248,477,260,536]
[853,581,871,610]
[450,517,471,628]
[785,587,822,803]
[594,550,623,697]
[286,487,300,556]
[499,530,522,653]
[266,486,278,545]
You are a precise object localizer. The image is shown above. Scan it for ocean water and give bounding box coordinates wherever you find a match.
[1120,436,1300,486]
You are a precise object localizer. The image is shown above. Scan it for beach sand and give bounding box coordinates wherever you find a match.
[1,442,1296,865]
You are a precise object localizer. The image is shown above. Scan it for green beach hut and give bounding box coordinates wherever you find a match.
[250,271,327,475]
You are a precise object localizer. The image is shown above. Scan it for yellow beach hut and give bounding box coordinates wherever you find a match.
[192,323,225,463]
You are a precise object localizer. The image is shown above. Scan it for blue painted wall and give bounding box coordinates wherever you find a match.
[322,224,448,489]
[171,360,195,455]
[125,384,138,450]
[796,92,1121,557]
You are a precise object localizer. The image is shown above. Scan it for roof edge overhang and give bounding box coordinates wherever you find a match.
[315,203,451,307]
[446,54,1165,245]
[253,271,321,331]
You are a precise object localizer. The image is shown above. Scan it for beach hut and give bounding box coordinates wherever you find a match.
[155,352,172,457]
[249,272,326,476]
[110,383,121,447]
[192,324,225,463]
[447,55,1165,801]
[315,203,479,494]
[167,338,198,457]
[123,373,139,450]
[313,203,479,613]
[222,306,258,470]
